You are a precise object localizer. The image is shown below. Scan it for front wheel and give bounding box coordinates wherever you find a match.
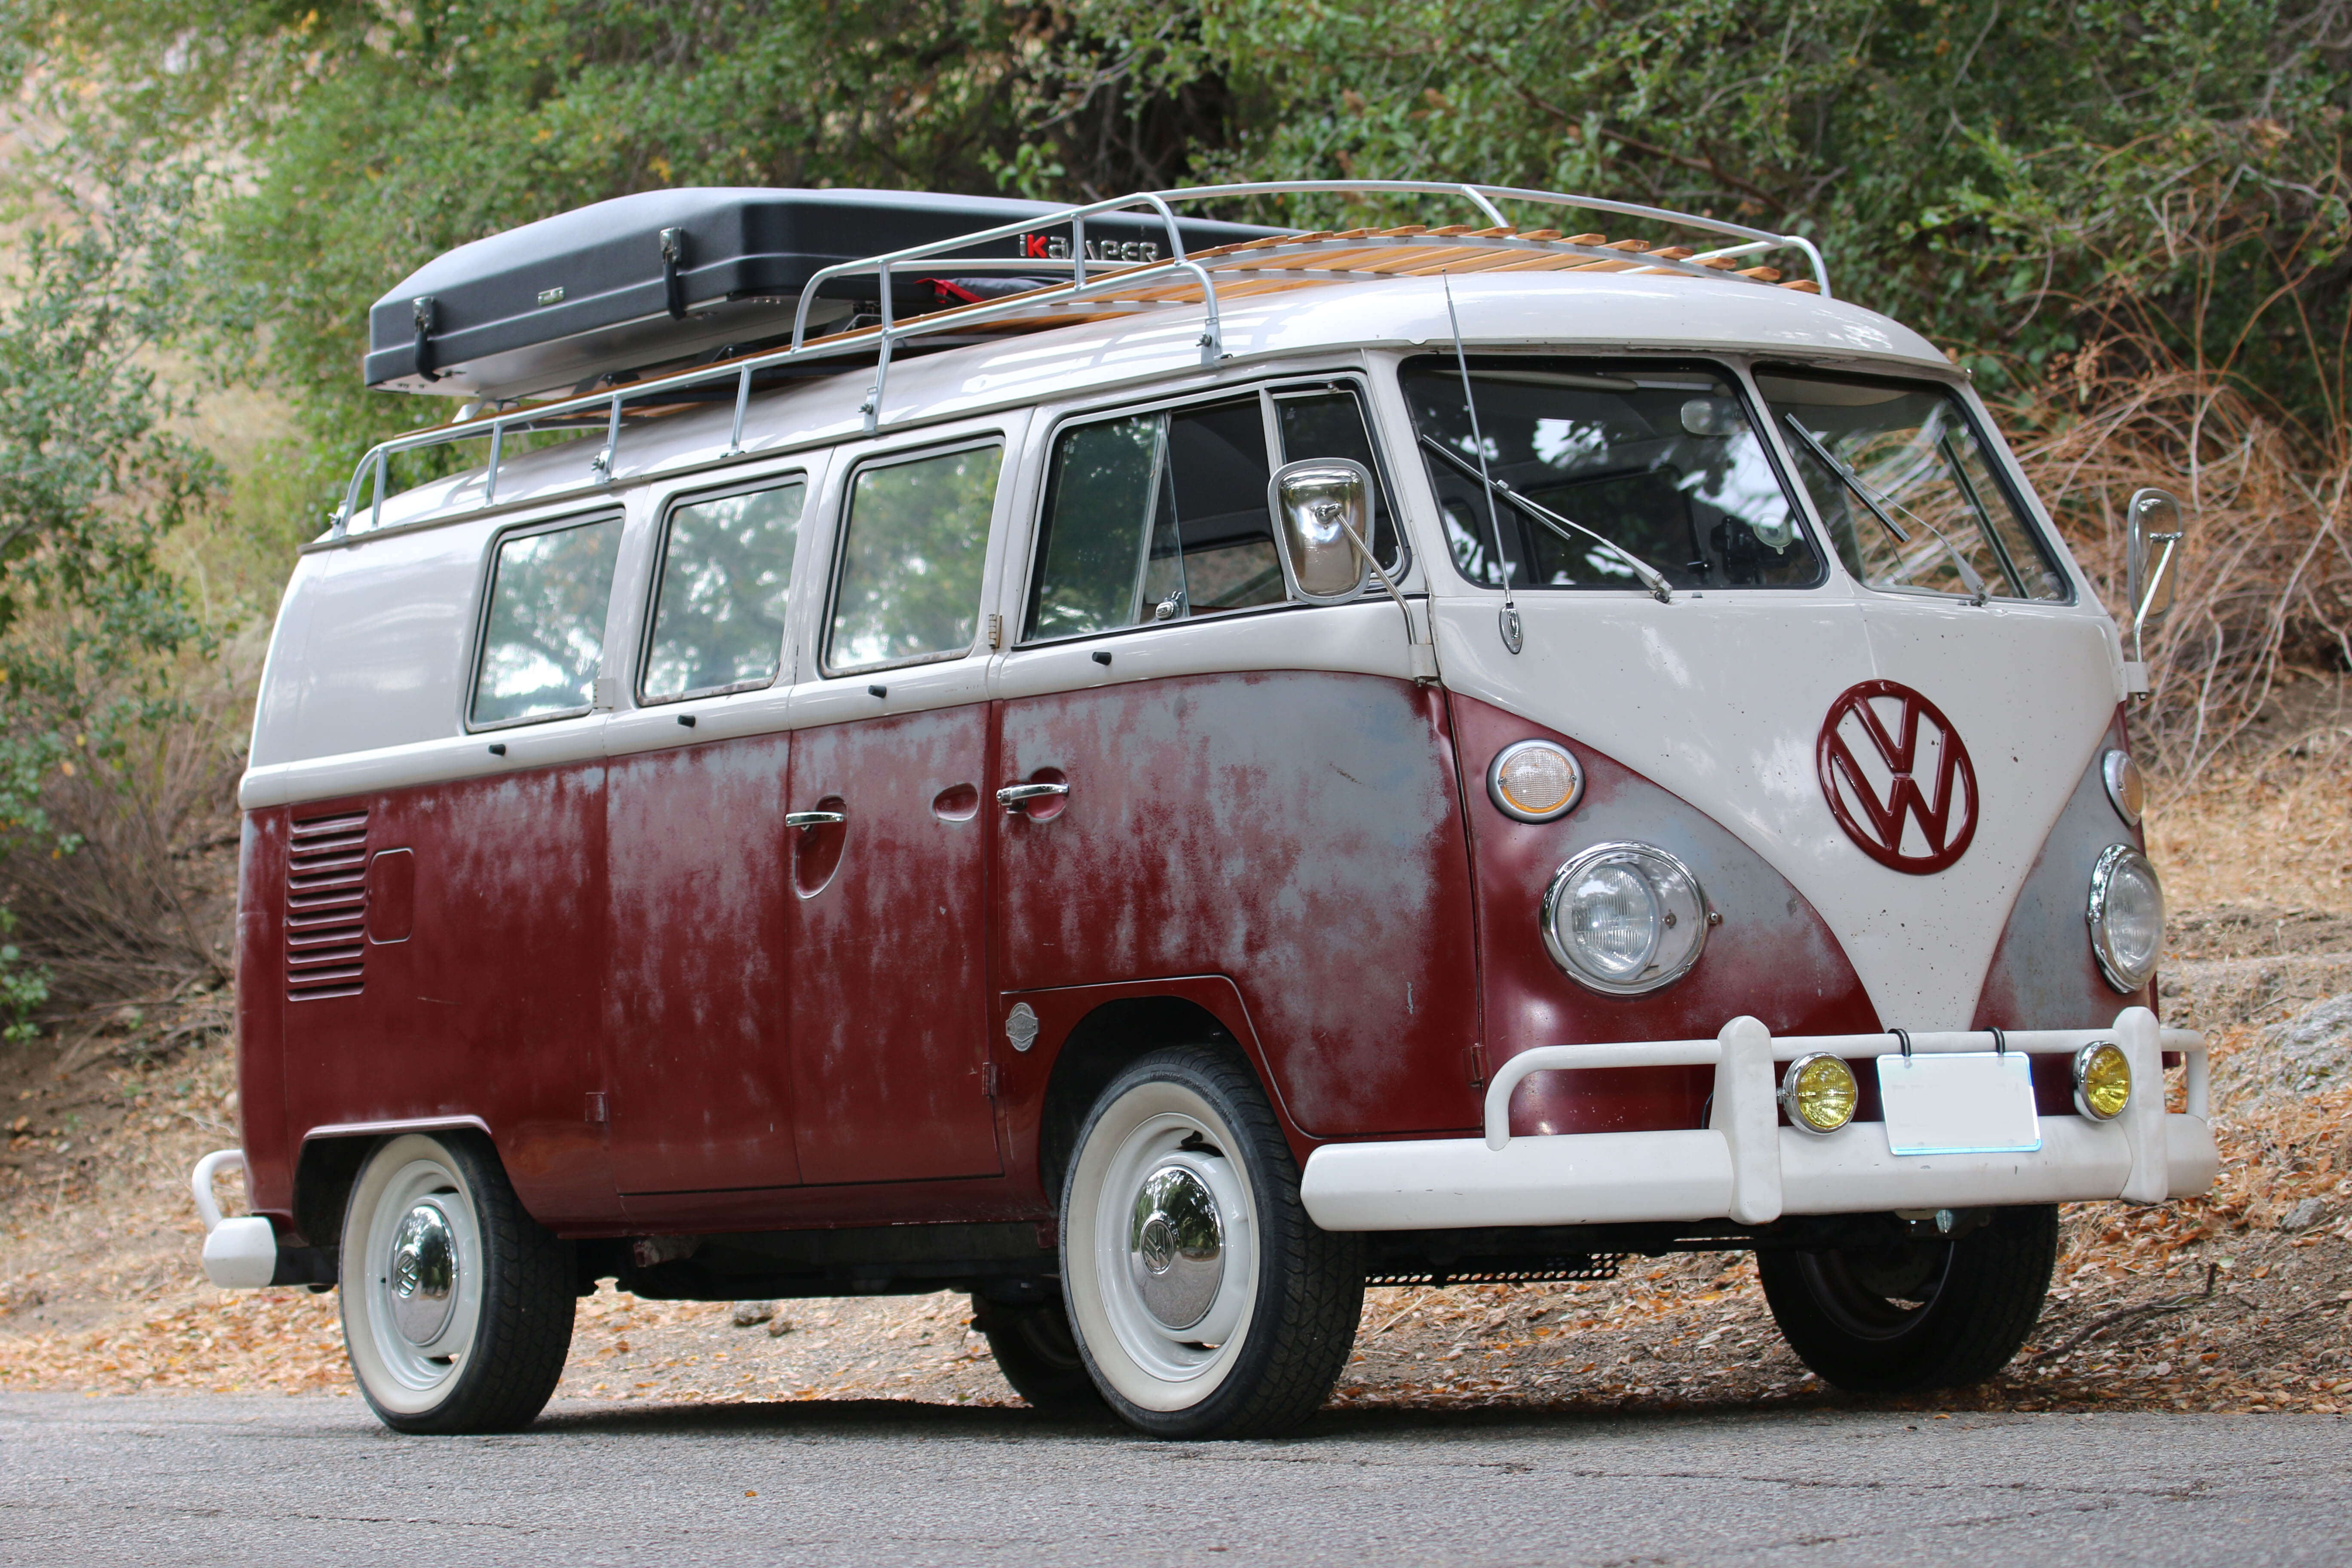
[339,1131,576,1433]
[1060,1046,1363,1439]
[1758,1204,2059,1393]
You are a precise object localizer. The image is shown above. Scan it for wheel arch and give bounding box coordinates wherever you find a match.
[1035,994,1265,1200]
[293,1116,494,1251]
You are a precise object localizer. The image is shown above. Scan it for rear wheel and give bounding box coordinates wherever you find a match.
[339,1132,576,1433]
[972,1295,1103,1412]
[1758,1204,2059,1393]
[1059,1046,1363,1439]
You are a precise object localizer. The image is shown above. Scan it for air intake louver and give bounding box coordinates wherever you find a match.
[286,808,369,1001]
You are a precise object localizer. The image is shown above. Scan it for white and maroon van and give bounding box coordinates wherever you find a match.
[190,182,2214,1438]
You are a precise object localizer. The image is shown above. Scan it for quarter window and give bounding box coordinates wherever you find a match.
[1024,384,1398,643]
[471,514,624,727]
[825,444,1001,673]
[641,478,804,702]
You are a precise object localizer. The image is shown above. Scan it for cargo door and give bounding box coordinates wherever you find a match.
[784,439,1007,1184]
[603,475,810,1194]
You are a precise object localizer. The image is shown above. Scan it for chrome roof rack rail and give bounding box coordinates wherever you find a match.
[328,181,1828,543]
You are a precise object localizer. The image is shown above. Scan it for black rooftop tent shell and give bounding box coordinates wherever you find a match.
[365,187,1279,402]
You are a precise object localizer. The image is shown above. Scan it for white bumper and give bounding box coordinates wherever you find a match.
[190,1149,280,1288]
[1302,1008,2218,1232]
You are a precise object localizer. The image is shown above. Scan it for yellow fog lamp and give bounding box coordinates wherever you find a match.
[2074,1040,2132,1121]
[1779,1053,1858,1135]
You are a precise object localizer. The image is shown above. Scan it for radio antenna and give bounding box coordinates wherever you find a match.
[1443,274,1522,654]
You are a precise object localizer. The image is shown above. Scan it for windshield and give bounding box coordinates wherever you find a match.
[1758,372,2068,602]
[1401,358,1823,592]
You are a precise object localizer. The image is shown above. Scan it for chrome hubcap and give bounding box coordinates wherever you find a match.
[1127,1164,1224,1331]
[387,1201,459,1347]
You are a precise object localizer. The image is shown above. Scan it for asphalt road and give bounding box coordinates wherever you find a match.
[2,1394,2344,1566]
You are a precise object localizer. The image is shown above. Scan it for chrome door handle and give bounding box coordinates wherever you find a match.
[784,811,846,828]
[995,782,1069,811]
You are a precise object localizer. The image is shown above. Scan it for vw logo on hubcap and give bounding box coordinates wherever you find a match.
[1125,1164,1225,1332]
[387,1200,459,1347]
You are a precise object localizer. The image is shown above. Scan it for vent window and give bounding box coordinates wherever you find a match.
[286,808,369,1001]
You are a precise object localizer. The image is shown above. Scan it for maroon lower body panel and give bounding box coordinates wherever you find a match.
[1448,694,1883,1137]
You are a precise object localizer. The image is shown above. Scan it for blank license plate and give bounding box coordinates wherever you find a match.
[1876,1052,2041,1156]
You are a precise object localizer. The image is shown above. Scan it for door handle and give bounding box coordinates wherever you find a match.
[784,810,846,828]
[995,782,1069,812]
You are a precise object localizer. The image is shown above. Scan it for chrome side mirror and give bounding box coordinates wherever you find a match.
[2124,487,2187,662]
[1269,458,1375,604]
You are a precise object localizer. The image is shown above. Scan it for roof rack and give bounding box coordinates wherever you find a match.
[330,181,1831,539]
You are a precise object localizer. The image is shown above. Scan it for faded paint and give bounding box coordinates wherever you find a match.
[606,734,800,1194]
[1449,693,1882,1138]
[787,705,1003,1184]
[992,670,1483,1138]
[1972,713,2154,1071]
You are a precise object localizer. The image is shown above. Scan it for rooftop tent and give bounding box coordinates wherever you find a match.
[364,187,1279,402]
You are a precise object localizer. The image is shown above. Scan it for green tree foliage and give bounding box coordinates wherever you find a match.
[12,0,2343,445]
[1132,0,2347,427]
[0,139,220,1025]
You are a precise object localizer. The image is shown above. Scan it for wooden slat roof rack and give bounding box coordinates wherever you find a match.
[332,181,1831,538]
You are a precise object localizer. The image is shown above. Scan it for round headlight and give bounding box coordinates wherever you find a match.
[2087,844,2163,992]
[2101,749,2145,827]
[1489,740,1584,823]
[1541,843,1709,995]
[2074,1040,2132,1121]
[1780,1053,1858,1135]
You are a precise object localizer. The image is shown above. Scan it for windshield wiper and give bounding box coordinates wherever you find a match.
[1417,435,1675,603]
[1780,415,1989,605]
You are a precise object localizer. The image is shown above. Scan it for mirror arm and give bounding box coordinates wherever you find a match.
[1331,512,1422,650]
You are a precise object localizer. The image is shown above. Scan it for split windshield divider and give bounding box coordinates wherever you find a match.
[328,181,1832,544]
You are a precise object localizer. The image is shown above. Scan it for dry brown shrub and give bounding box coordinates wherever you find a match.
[0,648,250,1012]
[2005,354,2352,781]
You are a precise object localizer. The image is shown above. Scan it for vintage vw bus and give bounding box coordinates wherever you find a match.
[190,182,2213,1438]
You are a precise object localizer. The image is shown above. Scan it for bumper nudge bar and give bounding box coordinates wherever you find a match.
[1300,1007,2217,1233]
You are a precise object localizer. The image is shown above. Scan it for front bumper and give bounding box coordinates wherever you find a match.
[1301,1007,2217,1232]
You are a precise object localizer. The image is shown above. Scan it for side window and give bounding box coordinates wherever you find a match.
[471,513,624,727]
[1273,389,1399,569]
[641,477,804,702]
[825,443,1002,673]
[1023,384,1398,643]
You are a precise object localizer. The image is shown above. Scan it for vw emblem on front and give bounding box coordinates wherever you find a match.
[1816,680,1979,874]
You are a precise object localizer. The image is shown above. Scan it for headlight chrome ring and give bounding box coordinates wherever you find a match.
[2073,1040,2132,1121]
[1540,842,1710,995]
[1780,1053,1859,1135]
[2086,843,2164,993]
[1488,739,1585,823]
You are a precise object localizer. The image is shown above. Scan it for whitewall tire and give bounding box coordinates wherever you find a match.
[339,1132,575,1433]
[1060,1047,1363,1438]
